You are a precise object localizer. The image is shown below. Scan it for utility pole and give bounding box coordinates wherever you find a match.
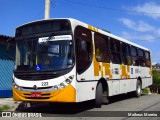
[45,0,50,19]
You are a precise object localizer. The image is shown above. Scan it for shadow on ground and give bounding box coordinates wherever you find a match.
[15,100,95,114]
[15,93,147,115]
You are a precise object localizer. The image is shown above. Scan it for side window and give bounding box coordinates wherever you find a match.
[94,33,110,63]
[110,38,122,64]
[122,43,132,65]
[138,49,145,67]
[131,46,139,66]
[75,26,92,74]
[145,51,151,67]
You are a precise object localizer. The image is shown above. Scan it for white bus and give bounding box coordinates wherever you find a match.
[12,18,152,108]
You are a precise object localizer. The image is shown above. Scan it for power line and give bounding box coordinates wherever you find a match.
[64,0,160,15]
[58,0,123,31]
[51,0,56,8]
[52,0,160,42]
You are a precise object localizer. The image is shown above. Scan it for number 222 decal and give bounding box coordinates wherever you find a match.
[41,82,48,86]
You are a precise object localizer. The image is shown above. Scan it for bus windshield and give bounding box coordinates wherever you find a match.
[15,35,74,71]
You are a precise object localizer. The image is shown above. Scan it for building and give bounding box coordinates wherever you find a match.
[152,63,160,71]
[0,35,15,97]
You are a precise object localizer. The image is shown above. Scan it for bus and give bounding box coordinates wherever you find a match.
[12,18,152,108]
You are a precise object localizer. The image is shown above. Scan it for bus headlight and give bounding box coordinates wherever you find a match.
[60,83,65,88]
[13,83,22,91]
[65,75,74,84]
[53,75,74,90]
[12,79,22,91]
[53,85,59,90]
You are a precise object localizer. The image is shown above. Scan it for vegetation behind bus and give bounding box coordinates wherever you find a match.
[149,70,160,93]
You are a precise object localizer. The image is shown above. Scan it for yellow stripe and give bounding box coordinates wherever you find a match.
[36,55,38,65]
[88,25,98,32]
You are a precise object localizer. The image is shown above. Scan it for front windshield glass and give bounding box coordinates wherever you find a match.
[15,35,73,71]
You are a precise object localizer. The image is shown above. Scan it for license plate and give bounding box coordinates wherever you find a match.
[31,92,41,97]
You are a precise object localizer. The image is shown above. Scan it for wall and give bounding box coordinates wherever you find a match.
[0,44,14,97]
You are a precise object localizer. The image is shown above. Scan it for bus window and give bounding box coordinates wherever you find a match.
[122,43,132,65]
[138,49,145,67]
[75,26,92,74]
[145,51,151,67]
[94,33,110,63]
[131,46,139,66]
[110,38,122,64]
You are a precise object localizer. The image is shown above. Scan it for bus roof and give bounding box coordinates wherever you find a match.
[16,18,150,51]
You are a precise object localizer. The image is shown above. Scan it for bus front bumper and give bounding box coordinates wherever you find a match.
[12,85,76,103]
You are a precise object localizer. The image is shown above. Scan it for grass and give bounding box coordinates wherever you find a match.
[142,88,150,94]
[0,105,10,111]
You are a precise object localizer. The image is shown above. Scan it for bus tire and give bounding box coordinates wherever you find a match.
[95,82,103,108]
[134,80,142,97]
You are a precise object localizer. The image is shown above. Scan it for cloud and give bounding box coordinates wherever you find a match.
[119,18,135,29]
[121,31,133,40]
[119,18,155,32]
[155,28,160,37]
[136,21,155,32]
[121,31,155,42]
[131,2,160,19]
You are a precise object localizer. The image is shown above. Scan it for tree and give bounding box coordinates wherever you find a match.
[153,70,160,86]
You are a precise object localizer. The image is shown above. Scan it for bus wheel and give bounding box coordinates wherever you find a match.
[134,80,142,97]
[103,90,109,104]
[95,82,103,108]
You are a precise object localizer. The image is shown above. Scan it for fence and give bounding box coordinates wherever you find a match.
[149,85,160,94]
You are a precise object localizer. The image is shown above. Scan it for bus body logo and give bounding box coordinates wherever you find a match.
[33,85,38,90]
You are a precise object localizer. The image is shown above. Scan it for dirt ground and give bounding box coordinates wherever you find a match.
[0,98,20,111]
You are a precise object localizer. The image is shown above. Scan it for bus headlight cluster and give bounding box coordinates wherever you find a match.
[53,75,74,91]
[12,79,22,91]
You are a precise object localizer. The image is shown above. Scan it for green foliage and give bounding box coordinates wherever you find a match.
[0,105,10,111]
[152,70,160,86]
[142,88,149,94]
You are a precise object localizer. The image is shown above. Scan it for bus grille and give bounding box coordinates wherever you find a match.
[23,93,51,100]
[25,97,50,99]
[22,86,53,90]
[15,74,57,80]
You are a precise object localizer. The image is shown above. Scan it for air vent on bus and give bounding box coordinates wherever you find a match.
[15,74,59,80]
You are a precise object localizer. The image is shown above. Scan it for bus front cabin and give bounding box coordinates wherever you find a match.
[13,19,77,103]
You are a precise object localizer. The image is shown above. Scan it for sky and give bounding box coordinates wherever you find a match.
[0,0,160,64]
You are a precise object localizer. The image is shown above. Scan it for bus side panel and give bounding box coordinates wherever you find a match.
[144,77,153,88]
[111,80,120,96]
[108,79,137,97]
[107,80,113,96]
[120,80,129,94]
[76,81,97,102]
[141,77,152,89]
[128,79,137,92]
[76,59,98,102]
[141,67,152,89]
